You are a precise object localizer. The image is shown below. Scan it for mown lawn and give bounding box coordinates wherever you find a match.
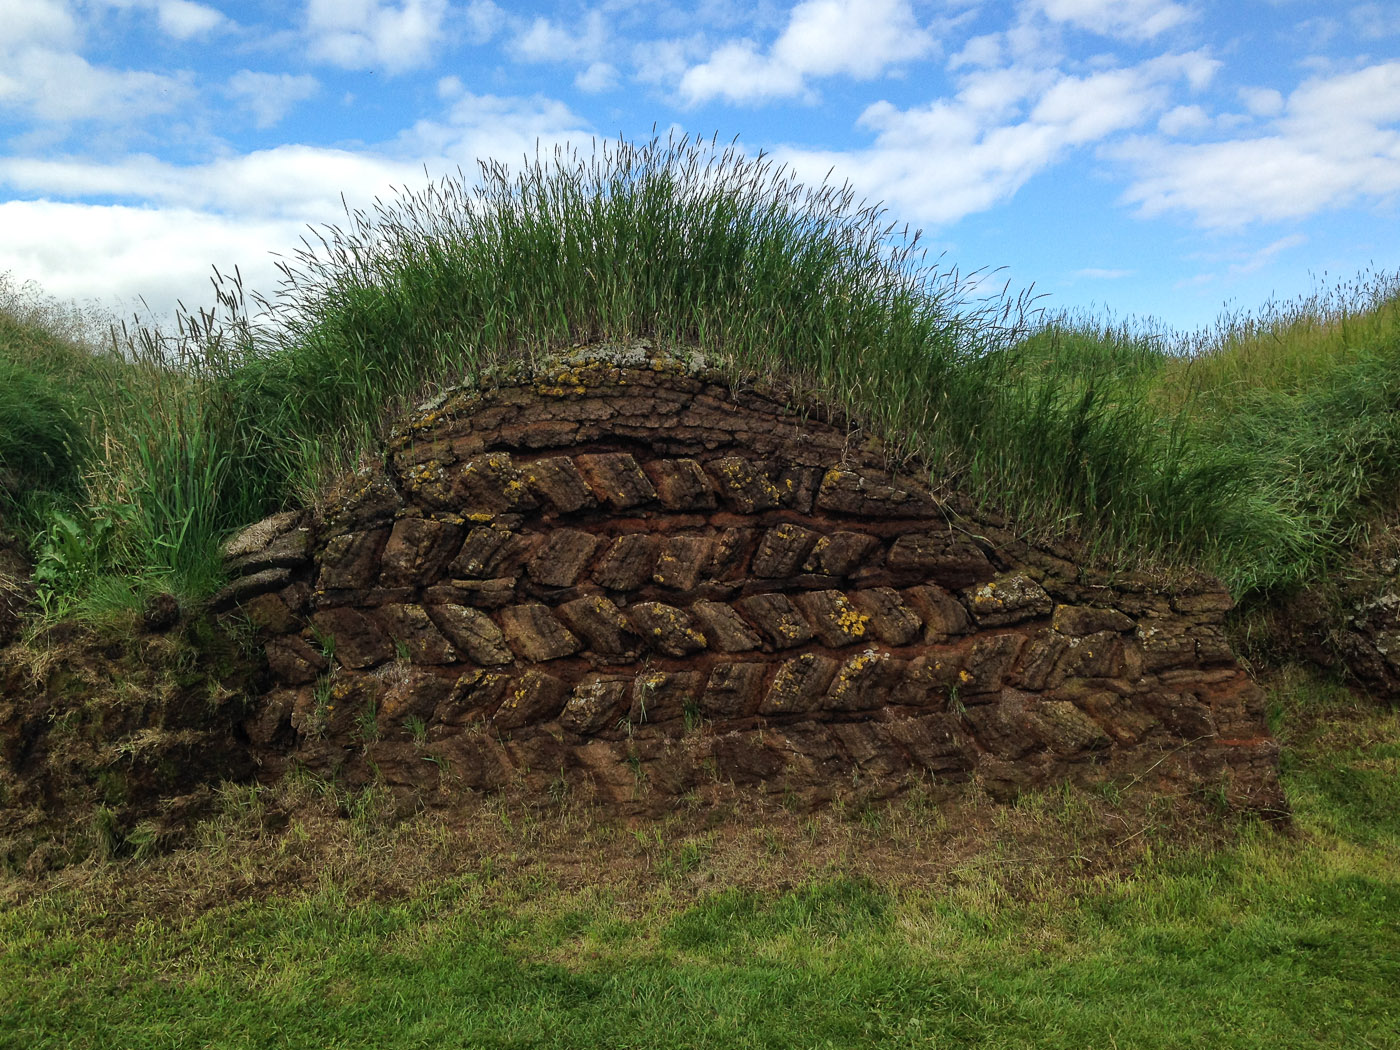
[2,669,1397,1049]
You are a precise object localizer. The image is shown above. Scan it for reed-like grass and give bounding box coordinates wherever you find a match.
[211,134,1025,513]
[211,133,1253,578]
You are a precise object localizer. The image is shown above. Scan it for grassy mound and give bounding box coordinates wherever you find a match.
[2,135,1399,621]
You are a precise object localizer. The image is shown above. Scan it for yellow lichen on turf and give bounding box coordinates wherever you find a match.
[842,649,882,677]
[833,599,869,638]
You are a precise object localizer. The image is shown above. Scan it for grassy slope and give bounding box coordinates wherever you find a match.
[0,276,249,610]
[1,667,1397,1049]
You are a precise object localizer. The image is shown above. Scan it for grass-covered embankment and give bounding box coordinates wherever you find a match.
[3,133,1399,1049]
[2,667,1396,1049]
[3,134,1399,623]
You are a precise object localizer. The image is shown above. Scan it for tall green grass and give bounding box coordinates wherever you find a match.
[0,276,250,611]
[1154,270,1400,594]
[212,134,1022,512]
[211,134,1258,576]
[0,279,110,524]
[2,136,1399,617]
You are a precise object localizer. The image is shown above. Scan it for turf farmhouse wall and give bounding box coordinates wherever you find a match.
[221,353,1284,814]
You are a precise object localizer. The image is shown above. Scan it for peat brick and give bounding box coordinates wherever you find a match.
[318,528,390,590]
[379,604,458,665]
[736,593,815,650]
[427,604,513,665]
[962,574,1053,627]
[593,534,662,591]
[902,585,972,641]
[575,452,657,508]
[886,533,993,589]
[653,535,711,591]
[628,602,708,656]
[498,604,581,662]
[752,524,821,578]
[560,675,631,735]
[524,456,595,513]
[526,528,601,587]
[555,595,639,657]
[646,458,717,510]
[760,653,840,716]
[310,607,394,669]
[691,600,763,652]
[700,662,767,718]
[802,531,881,577]
[708,457,782,512]
[849,588,923,646]
[792,590,872,648]
[494,669,570,730]
[379,517,463,586]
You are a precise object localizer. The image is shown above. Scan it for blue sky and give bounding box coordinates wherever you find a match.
[2,0,1399,334]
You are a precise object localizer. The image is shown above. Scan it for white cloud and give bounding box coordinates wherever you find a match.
[462,0,505,44]
[2,91,592,221]
[1238,86,1283,117]
[154,0,226,39]
[510,12,611,63]
[679,41,806,104]
[949,33,1004,70]
[393,90,593,171]
[679,0,936,105]
[1029,0,1195,41]
[0,148,420,223]
[773,0,934,78]
[0,47,194,124]
[91,0,229,39]
[774,51,1212,224]
[0,200,305,320]
[1117,61,1400,226]
[0,0,78,48]
[1351,3,1400,40]
[306,0,449,74]
[227,71,321,129]
[1158,103,1210,134]
[0,2,210,126]
[575,62,619,93]
[633,36,708,87]
[1031,66,1172,142]
[0,88,595,318]
[1229,234,1306,275]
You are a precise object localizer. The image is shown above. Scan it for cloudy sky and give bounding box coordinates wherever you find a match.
[2,0,1398,333]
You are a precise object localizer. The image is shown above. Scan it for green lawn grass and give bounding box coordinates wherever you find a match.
[3,668,1396,1050]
